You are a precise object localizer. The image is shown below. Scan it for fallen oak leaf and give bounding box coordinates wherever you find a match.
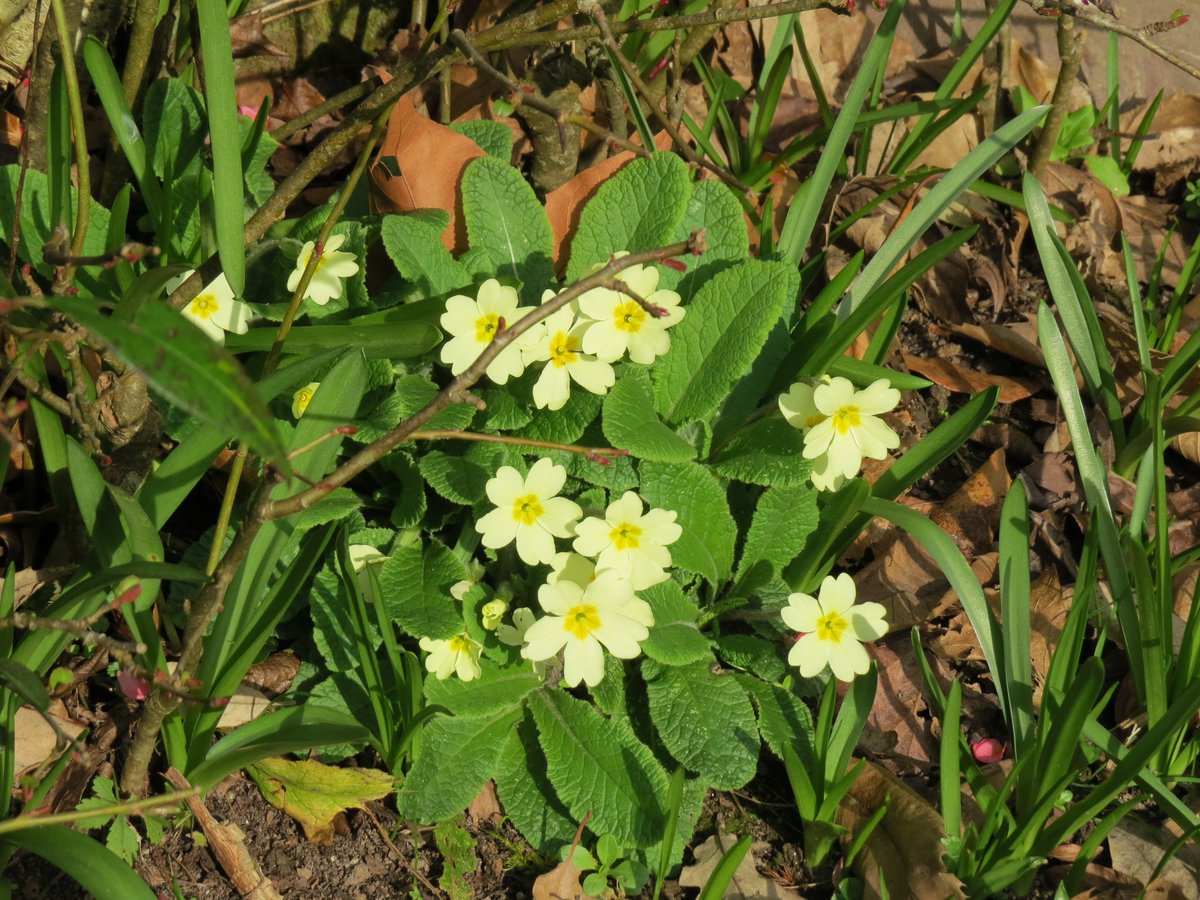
[903,354,1040,404]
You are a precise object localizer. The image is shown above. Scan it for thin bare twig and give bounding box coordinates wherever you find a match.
[411,429,630,464]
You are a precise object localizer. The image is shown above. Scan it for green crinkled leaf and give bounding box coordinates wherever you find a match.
[710,417,812,486]
[48,298,288,468]
[0,165,112,296]
[638,461,735,585]
[716,634,788,683]
[142,77,206,179]
[644,659,758,790]
[393,374,476,430]
[737,676,817,766]
[566,152,692,281]
[380,214,471,298]
[378,539,465,639]
[289,488,362,535]
[530,690,671,849]
[450,120,514,160]
[656,180,749,298]
[395,706,523,822]
[654,259,794,425]
[516,387,602,445]
[640,581,711,665]
[494,713,577,856]
[740,484,819,573]
[462,156,555,303]
[310,564,381,672]
[424,659,543,717]
[384,453,426,529]
[477,387,533,431]
[602,370,694,462]
[419,451,492,506]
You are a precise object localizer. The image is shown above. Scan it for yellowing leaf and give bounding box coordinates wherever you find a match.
[247,757,395,843]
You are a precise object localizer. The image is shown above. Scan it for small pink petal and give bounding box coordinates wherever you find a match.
[971,737,1005,764]
[238,104,260,119]
[118,670,150,701]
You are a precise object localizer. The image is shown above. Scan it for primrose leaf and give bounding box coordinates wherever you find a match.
[494,714,578,856]
[640,581,711,665]
[142,77,206,179]
[710,417,812,486]
[638,461,735,585]
[395,706,523,822]
[516,387,602,445]
[530,690,670,849]
[424,659,543,718]
[248,757,394,843]
[450,120,514,160]
[654,259,794,425]
[378,539,465,639]
[380,214,471,298]
[48,298,288,468]
[419,451,492,506]
[644,659,758,790]
[566,152,692,281]
[737,676,818,769]
[740,484,819,574]
[602,369,695,462]
[656,179,749,298]
[462,156,555,303]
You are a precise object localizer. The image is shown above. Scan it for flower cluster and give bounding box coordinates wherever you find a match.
[438,258,685,411]
[287,233,360,306]
[420,457,682,688]
[778,376,901,491]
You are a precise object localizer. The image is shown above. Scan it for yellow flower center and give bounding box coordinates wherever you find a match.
[613,300,646,333]
[475,313,501,343]
[815,611,849,643]
[804,413,828,428]
[609,522,642,551]
[511,493,544,525]
[549,331,578,368]
[448,634,474,654]
[191,293,219,320]
[832,406,861,434]
[564,604,601,639]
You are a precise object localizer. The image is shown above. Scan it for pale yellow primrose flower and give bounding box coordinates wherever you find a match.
[524,303,615,411]
[497,607,537,648]
[781,377,900,490]
[292,382,320,419]
[166,270,252,344]
[348,543,387,605]
[419,633,483,681]
[577,260,684,364]
[287,233,360,306]
[573,491,681,590]
[521,569,654,687]
[475,458,582,566]
[782,573,887,682]
[481,598,508,630]
[546,551,596,589]
[439,279,536,384]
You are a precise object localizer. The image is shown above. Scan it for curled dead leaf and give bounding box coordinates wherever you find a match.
[903,355,1040,404]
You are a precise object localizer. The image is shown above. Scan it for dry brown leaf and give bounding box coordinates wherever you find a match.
[543,132,672,268]
[678,831,801,899]
[930,449,1011,558]
[216,685,273,732]
[946,321,1046,370]
[368,92,487,253]
[1109,817,1200,895]
[467,779,503,822]
[532,857,592,900]
[1044,862,1144,898]
[1028,568,1072,691]
[1172,432,1200,466]
[855,532,953,633]
[1122,93,1200,173]
[242,651,301,696]
[836,760,964,900]
[904,354,1039,404]
[229,12,290,58]
[860,641,937,764]
[13,703,85,784]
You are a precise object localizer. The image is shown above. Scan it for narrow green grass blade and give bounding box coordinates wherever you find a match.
[196,0,246,295]
[778,0,907,265]
[999,480,1034,796]
[605,45,655,151]
[888,0,1018,173]
[1123,89,1162,174]
[1038,303,1143,699]
[0,827,156,899]
[863,496,1001,693]
[793,19,832,128]
[698,835,752,900]
[47,63,71,229]
[653,767,687,900]
[843,106,1046,316]
[940,678,963,840]
[1035,656,1104,809]
[827,356,930,391]
[748,24,794,164]
[82,38,164,228]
